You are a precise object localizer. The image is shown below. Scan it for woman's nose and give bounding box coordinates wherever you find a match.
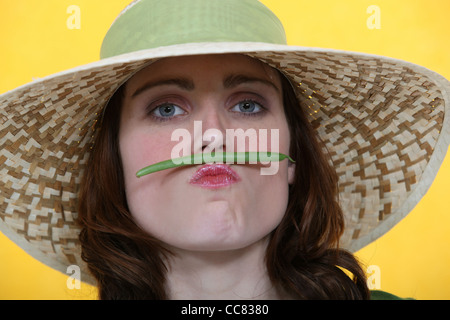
[192,106,227,154]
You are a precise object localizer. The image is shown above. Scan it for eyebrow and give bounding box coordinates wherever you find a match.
[131,77,195,98]
[223,74,280,93]
[131,73,279,98]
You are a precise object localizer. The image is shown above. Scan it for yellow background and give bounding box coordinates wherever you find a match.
[0,0,449,299]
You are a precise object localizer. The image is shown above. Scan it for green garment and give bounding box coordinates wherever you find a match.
[370,290,414,300]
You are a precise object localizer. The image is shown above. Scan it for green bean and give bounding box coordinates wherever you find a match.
[136,152,295,178]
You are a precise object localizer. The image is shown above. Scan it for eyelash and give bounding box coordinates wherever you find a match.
[146,98,267,122]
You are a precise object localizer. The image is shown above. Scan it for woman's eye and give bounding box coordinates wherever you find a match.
[231,100,263,114]
[151,103,186,118]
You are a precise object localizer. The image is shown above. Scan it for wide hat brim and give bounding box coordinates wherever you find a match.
[1,40,449,285]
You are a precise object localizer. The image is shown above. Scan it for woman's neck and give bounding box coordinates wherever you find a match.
[165,238,285,300]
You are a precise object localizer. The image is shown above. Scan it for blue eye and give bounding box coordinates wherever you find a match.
[231,100,263,114]
[152,103,186,118]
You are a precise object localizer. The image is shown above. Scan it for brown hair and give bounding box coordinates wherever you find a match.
[77,67,370,299]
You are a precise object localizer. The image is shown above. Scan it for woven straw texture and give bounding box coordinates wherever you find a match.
[0,43,449,284]
[251,50,450,251]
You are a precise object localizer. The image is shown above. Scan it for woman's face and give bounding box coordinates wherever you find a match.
[119,54,295,251]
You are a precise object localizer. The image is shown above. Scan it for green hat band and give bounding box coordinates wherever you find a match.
[100,0,287,59]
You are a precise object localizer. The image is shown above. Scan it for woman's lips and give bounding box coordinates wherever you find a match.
[189,164,241,189]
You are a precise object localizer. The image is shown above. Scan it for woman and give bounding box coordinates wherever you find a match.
[78,53,369,299]
[0,0,448,299]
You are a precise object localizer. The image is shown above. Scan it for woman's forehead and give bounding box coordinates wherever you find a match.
[124,54,281,94]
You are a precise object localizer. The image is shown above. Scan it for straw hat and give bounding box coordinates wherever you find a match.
[0,0,449,286]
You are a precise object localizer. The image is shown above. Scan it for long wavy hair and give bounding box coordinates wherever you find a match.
[77,63,370,300]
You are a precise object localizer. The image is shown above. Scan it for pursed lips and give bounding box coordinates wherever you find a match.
[189,164,241,189]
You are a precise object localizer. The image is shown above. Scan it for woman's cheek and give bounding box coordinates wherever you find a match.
[121,128,169,169]
[119,132,173,219]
